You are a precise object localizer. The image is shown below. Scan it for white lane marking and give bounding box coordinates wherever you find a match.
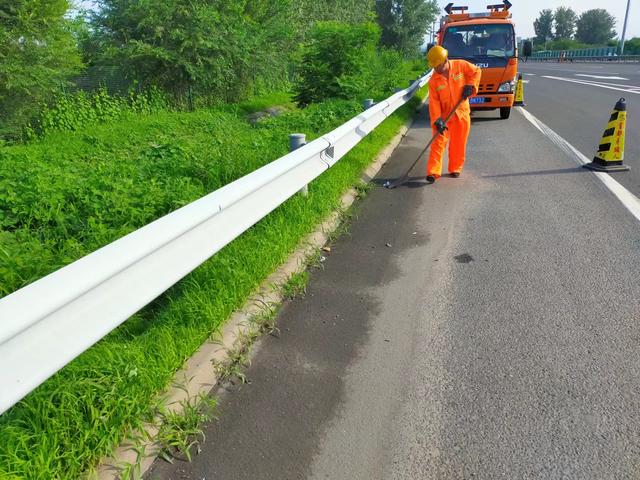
[523,73,536,76]
[575,74,629,80]
[541,75,640,95]
[517,108,640,223]
[522,80,530,84]
[568,78,640,90]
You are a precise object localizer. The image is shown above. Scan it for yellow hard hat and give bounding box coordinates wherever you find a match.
[427,45,448,69]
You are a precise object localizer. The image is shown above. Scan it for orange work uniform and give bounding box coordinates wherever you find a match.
[427,59,481,177]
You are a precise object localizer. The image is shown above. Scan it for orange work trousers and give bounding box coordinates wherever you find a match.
[427,113,471,177]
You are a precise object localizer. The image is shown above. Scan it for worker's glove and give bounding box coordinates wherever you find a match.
[434,118,446,134]
[462,85,475,99]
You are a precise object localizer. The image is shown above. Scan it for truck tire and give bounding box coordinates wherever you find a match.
[500,107,511,119]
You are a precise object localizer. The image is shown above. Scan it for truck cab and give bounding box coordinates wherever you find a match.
[437,1,522,119]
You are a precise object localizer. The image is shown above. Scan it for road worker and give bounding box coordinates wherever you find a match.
[425,45,481,183]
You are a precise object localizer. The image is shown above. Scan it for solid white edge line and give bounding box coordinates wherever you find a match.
[541,75,640,95]
[517,107,640,223]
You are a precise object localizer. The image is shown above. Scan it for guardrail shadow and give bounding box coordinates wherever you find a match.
[482,167,587,178]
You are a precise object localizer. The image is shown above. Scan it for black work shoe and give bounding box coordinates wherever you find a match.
[426,175,436,184]
[450,172,461,178]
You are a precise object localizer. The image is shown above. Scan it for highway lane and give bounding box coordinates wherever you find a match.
[520,62,640,197]
[147,103,640,479]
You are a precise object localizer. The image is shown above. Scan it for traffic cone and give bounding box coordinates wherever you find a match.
[584,98,630,172]
[513,74,525,107]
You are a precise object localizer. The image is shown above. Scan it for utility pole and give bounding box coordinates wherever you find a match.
[620,0,631,55]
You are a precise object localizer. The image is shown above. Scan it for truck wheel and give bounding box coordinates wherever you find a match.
[500,107,511,119]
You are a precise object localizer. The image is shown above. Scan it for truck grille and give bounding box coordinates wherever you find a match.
[478,84,495,93]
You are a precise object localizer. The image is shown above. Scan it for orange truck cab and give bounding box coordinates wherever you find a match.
[435,1,527,120]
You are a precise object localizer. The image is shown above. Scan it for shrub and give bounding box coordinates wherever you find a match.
[294,22,381,107]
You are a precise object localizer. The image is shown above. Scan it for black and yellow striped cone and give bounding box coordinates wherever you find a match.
[513,74,525,107]
[584,98,630,172]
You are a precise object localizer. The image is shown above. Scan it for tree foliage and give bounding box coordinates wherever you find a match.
[624,37,640,55]
[90,0,294,103]
[294,0,375,30]
[0,0,82,138]
[376,0,439,56]
[533,9,554,43]
[294,22,380,106]
[554,7,577,40]
[575,9,617,45]
[88,0,383,104]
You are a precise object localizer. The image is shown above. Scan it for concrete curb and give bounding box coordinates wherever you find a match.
[93,107,421,480]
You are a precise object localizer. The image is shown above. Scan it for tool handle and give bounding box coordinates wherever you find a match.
[421,96,467,156]
[441,96,466,126]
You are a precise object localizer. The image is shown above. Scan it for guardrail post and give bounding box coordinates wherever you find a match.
[289,133,308,196]
[363,99,375,110]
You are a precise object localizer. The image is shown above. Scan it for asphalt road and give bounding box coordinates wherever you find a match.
[147,100,640,479]
[520,61,640,197]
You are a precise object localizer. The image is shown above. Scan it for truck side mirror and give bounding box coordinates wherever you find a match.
[523,40,532,57]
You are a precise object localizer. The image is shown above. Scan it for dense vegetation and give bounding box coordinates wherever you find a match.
[531,6,629,52]
[1,0,437,139]
[0,0,435,478]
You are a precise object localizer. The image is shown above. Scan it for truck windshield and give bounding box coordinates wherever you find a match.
[443,24,515,59]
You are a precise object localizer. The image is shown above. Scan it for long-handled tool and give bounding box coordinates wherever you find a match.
[384,96,466,189]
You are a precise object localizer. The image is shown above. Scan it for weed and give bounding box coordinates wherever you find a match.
[155,395,217,464]
[282,271,309,300]
[354,180,372,199]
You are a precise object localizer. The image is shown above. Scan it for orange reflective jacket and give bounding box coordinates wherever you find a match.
[428,59,481,124]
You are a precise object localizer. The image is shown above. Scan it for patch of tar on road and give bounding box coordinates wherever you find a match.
[454,253,474,264]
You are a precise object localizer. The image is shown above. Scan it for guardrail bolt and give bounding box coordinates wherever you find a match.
[289,133,309,197]
[363,99,375,110]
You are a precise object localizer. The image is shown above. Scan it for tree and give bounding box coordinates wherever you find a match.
[533,9,554,44]
[624,37,640,55]
[554,7,576,40]
[91,0,294,102]
[575,9,617,45]
[376,0,439,56]
[0,0,82,138]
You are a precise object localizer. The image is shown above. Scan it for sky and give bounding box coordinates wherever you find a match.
[433,0,639,40]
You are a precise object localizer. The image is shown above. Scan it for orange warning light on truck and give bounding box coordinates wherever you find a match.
[433,1,531,119]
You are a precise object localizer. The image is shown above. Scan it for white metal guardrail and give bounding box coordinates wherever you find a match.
[0,72,432,415]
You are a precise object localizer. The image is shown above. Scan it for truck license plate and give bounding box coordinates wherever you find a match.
[469,97,485,105]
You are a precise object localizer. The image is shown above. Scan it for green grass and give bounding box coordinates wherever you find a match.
[282,270,310,300]
[235,91,295,114]
[0,79,426,479]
